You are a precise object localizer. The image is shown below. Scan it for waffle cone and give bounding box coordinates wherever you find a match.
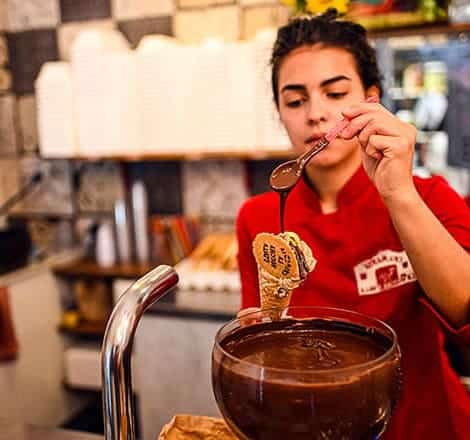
[258,270,294,319]
[252,232,316,320]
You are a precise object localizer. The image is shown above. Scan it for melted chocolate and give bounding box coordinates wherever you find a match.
[270,163,298,232]
[270,161,300,192]
[213,319,401,440]
[279,190,288,233]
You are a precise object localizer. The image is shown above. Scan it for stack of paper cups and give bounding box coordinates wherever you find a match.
[137,36,190,153]
[131,180,150,264]
[36,62,77,158]
[254,29,291,150]
[227,41,257,150]
[113,198,132,264]
[194,39,233,151]
[71,28,130,157]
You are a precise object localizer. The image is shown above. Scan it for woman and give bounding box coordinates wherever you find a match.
[236,10,470,439]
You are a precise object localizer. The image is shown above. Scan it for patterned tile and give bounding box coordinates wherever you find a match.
[17,95,38,153]
[0,35,8,66]
[27,218,74,254]
[112,0,174,20]
[0,158,19,207]
[126,161,182,215]
[247,159,284,195]
[59,0,111,23]
[0,94,18,156]
[0,67,11,92]
[174,5,239,44]
[182,160,249,218]
[3,0,60,32]
[209,5,240,42]
[241,5,289,40]
[18,156,73,215]
[173,8,205,43]
[6,29,58,95]
[57,18,115,61]
[117,16,172,48]
[76,162,124,213]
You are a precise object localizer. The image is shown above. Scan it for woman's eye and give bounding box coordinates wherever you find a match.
[286,100,303,108]
[327,92,347,99]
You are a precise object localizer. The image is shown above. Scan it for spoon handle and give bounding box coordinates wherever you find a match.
[296,138,329,172]
[296,95,379,171]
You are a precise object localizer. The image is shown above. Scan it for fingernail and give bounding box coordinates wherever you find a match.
[366,95,379,103]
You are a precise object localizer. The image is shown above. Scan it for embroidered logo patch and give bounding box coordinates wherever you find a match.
[354,250,416,296]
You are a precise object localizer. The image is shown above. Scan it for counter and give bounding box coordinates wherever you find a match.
[0,250,90,428]
[113,278,240,321]
[0,250,82,287]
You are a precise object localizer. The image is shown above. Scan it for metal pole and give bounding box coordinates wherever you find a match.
[101,265,179,439]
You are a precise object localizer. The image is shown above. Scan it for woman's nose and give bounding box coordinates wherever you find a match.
[306,99,328,125]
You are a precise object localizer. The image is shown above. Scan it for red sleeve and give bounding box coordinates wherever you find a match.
[420,176,470,252]
[418,176,470,341]
[236,202,260,309]
[420,297,470,345]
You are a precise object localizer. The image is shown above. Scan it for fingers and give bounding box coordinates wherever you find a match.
[341,111,397,140]
[364,135,386,160]
[237,307,262,327]
[340,113,374,140]
[363,134,409,160]
[237,307,260,318]
[342,101,383,119]
[365,94,380,104]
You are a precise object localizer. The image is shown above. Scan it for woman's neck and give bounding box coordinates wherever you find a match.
[304,151,362,214]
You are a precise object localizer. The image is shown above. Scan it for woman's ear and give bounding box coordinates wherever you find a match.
[366,85,380,100]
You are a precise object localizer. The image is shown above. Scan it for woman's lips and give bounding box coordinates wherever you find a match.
[305,134,324,145]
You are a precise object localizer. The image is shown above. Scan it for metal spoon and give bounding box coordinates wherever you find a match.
[270,96,378,192]
[269,119,349,192]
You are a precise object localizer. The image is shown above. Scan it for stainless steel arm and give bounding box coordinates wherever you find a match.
[101,265,179,440]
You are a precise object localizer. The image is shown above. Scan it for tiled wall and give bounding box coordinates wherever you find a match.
[0,0,288,255]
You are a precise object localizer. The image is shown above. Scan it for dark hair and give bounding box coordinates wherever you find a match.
[271,9,382,107]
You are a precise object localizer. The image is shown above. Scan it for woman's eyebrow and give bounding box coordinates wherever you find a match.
[280,84,306,94]
[280,75,352,94]
[320,75,351,87]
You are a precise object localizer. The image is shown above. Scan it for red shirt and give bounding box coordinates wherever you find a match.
[236,165,470,440]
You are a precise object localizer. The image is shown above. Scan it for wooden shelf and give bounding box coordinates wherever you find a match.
[368,21,470,39]
[8,211,75,220]
[53,258,155,279]
[44,149,296,162]
[58,319,107,338]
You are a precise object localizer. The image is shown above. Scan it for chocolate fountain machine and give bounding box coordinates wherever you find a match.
[101,265,401,440]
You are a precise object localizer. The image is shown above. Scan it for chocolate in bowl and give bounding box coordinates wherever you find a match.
[212,307,401,440]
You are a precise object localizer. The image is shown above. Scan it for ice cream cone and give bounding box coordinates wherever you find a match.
[258,270,293,318]
[253,233,311,318]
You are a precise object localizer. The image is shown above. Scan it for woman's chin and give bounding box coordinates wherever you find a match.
[307,153,343,169]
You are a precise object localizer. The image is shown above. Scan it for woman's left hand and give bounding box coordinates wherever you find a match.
[340,100,417,202]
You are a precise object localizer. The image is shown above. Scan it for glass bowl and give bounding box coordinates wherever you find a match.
[212,306,401,440]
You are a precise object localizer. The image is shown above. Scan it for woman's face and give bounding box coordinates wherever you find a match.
[277,44,372,169]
